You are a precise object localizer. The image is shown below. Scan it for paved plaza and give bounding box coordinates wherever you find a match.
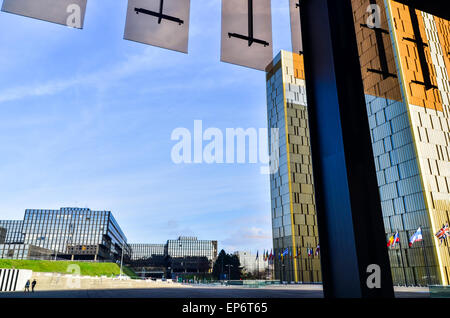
[0,284,430,298]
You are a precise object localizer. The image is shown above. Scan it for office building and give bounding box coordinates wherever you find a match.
[234,251,271,278]
[0,220,24,244]
[128,237,218,277]
[350,0,450,285]
[0,207,131,262]
[266,0,449,287]
[265,51,321,283]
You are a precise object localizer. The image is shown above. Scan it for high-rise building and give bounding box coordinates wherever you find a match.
[0,207,131,262]
[265,51,321,283]
[267,1,449,286]
[350,0,450,286]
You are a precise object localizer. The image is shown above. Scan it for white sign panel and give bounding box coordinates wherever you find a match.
[124,0,191,53]
[1,0,87,29]
[221,0,273,71]
[289,0,303,55]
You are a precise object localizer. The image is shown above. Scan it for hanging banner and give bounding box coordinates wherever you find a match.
[1,0,87,29]
[124,0,191,53]
[289,0,303,55]
[221,0,273,71]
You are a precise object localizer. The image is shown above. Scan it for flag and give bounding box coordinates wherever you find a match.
[435,224,449,243]
[315,244,320,256]
[409,227,423,247]
[307,248,312,257]
[256,250,259,260]
[282,248,289,256]
[269,249,273,261]
[387,232,400,247]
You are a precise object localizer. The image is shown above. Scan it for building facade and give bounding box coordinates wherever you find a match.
[0,228,6,244]
[350,0,450,285]
[0,207,131,262]
[0,220,24,244]
[265,51,321,283]
[128,237,218,277]
[234,251,271,278]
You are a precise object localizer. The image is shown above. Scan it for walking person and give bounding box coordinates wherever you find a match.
[31,279,37,292]
[24,280,30,292]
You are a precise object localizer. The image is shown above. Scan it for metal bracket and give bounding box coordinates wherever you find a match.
[135,0,184,25]
[228,0,270,47]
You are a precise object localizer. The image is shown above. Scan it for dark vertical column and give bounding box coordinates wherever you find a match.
[300,0,394,297]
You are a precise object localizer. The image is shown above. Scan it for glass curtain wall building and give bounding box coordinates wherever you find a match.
[350,0,450,285]
[0,220,25,244]
[265,51,321,283]
[128,237,218,276]
[0,208,131,262]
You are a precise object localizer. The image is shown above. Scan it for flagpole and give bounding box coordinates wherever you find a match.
[419,226,432,286]
[396,230,407,286]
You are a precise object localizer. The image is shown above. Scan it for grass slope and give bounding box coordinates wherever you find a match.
[0,259,136,277]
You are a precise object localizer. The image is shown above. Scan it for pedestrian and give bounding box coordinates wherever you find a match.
[31,279,37,292]
[24,280,30,292]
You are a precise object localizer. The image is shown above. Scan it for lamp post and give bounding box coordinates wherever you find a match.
[120,238,125,278]
[225,264,233,281]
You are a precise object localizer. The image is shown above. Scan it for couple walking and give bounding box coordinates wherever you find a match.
[24,279,36,292]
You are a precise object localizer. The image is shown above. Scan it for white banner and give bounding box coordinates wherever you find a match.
[221,0,273,71]
[124,0,191,53]
[1,0,87,29]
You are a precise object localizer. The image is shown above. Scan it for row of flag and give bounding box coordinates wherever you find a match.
[0,0,303,71]
[255,245,320,262]
[387,224,450,248]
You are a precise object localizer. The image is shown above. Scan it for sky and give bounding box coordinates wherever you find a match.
[0,0,292,254]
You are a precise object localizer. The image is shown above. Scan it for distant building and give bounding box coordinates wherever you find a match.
[234,251,271,277]
[0,207,130,262]
[128,237,218,278]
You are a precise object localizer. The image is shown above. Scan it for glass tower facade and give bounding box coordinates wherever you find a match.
[265,51,321,283]
[166,237,217,261]
[0,220,24,244]
[0,207,131,262]
[128,237,218,276]
[130,244,165,260]
[350,0,450,285]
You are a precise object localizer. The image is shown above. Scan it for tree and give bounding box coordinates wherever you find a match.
[212,250,242,280]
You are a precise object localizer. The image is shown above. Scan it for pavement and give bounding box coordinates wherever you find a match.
[0,284,431,298]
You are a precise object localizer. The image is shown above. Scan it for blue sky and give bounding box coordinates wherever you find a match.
[0,0,292,253]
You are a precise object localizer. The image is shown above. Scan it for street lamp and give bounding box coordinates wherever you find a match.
[225,264,233,280]
[120,238,125,279]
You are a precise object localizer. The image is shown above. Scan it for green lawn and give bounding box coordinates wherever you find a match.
[0,259,137,278]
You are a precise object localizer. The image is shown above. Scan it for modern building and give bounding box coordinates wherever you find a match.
[234,251,272,278]
[265,1,449,286]
[0,244,53,260]
[0,227,6,244]
[350,0,450,286]
[0,220,25,244]
[0,207,131,262]
[128,237,218,277]
[265,51,321,283]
